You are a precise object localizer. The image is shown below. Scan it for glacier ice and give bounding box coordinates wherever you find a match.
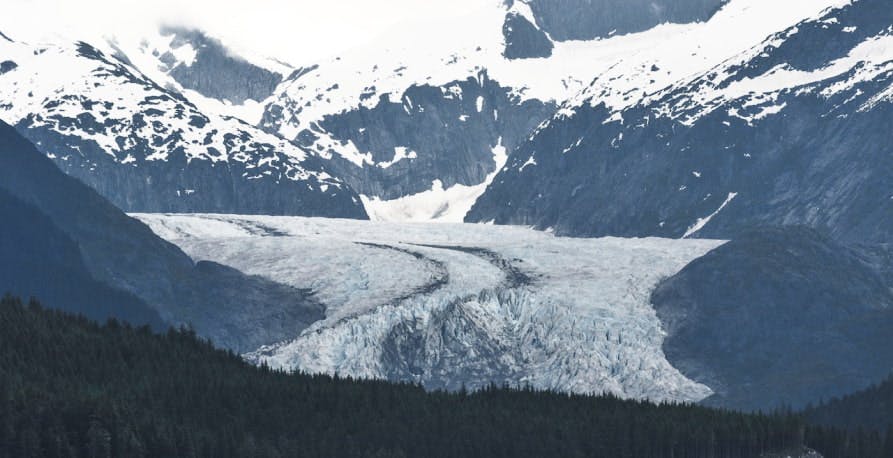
[134,214,724,403]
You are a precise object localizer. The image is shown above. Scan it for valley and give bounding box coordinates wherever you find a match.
[1,0,892,454]
[134,213,723,402]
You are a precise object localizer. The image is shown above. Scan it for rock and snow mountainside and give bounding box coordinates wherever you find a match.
[254,0,857,224]
[255,3,559,222]
[0,120,326,352]
[3,0,738,223]
[521,0,727,41]
[469,0,893,244]
[135,213,724,403]
[0,35,366,219]
[108,26,294,122]
[2,0,861,226]
[255,0,746,222]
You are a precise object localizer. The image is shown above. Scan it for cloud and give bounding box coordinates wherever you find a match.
[0,0,499,63]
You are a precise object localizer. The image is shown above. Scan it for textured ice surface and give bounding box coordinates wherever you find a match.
[134,214,724,403]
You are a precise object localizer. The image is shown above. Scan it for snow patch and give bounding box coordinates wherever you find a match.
[519,155,537,172]
[362,138,507,223]
[377,146,417,169]
[683,192,738,238]
[170,42,198,67]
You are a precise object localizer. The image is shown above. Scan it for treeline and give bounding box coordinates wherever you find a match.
[804,374,893,432]
[801,373,893,458]
[0,294,879,457]
[805,426,893,458]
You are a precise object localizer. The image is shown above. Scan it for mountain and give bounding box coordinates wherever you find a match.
[520,0,727,41]
[259,0,846,223]
[651,226,893,412]
[0,120,324,352]
[468,0,893,244]
[502,8,554,60]
[148,26,287,106]
[107,25,294,121]
[0,294,822,458]
[0,35,366,219]
[268,70,555,221]
[3,0,892,421]
[255,2,564,222]
[1,1,841,224]
[0,188,165,328]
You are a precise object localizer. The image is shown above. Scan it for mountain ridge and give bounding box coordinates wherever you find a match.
[468,0,893,244]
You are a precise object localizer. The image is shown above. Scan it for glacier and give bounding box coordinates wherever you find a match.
[135,214,724,403]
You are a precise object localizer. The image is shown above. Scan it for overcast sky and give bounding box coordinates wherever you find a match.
[1,0,495,63]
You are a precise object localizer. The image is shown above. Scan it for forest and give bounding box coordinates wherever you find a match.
[0,294,889,458]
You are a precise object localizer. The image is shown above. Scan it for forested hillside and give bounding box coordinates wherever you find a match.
[804,373,893,434]
[0,295,812,458]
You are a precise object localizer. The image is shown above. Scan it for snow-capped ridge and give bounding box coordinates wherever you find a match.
[644,2,893,126]
[0,34,367,218]
[565,0,853,115]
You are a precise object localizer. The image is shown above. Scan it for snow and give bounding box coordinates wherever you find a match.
[362,138,508,223]
[647,14,893,126]
[170,42,198,67]
[568,0,852,113]
[261,0,850,174]
[0,37,346,190]
[377,146,417,169]
[683,192,738,239]
[133,213,726,402]
[519,156,537,172]
[99,29,293,125]
[728,35,891,97]
[182,90,269,126]
[507,0,538,26]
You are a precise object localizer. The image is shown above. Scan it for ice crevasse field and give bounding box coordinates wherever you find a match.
[135,213,724,403]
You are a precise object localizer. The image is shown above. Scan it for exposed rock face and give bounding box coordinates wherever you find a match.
[651,227,893,411]
[0,39,368,219]
[0,60,15,75]
[159,26,284,104]
[263,71,555,201]
[523,0,726,41]
[502,12,554,59]
[0,120,326,352]
[469,0,893,244]
[21,118,366,218]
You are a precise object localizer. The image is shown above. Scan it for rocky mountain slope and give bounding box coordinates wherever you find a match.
[0,35,366,219]
[258,0,848,223]
[652,226,893,411]
[521,0,727,41]
[468,0,893,244]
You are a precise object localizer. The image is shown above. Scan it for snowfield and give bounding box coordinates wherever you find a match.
[134,214,724,403]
